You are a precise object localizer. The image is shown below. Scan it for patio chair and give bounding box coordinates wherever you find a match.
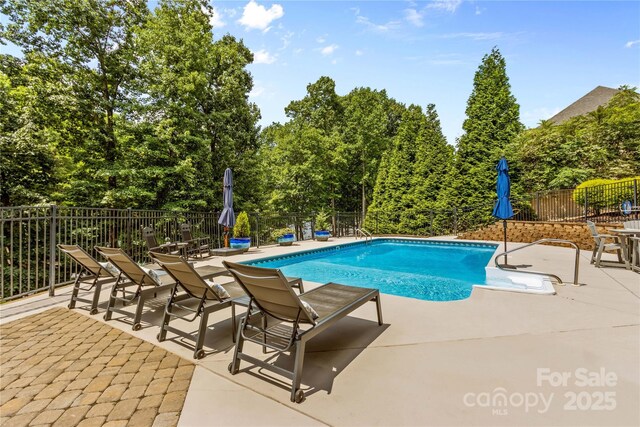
[586,221,628,268]
[180,223,211,259]
[58,244,124,315]
[95,246,175,331]
[623,220,640,229]
[223,261,383,403]
[142,226,181,255]
[150,252,247,359]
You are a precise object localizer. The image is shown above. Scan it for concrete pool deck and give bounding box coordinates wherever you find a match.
[1,237,639,426]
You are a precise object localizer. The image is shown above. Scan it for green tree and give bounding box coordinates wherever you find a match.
[340,88,394,218]
[285,76,343,135]
[445,47,522,218]
[509,87,640,191]
[0,0,149,201]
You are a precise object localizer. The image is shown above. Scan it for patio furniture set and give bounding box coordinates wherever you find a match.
[587,220,640,272]
[57,236,384,403]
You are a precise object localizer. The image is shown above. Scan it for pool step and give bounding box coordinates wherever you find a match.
[477,267,556,295]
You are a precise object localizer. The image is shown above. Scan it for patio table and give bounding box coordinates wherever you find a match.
[608,228,640,272]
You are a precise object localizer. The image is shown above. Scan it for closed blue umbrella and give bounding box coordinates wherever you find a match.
[492,157,514,262]
[218,168,235,247]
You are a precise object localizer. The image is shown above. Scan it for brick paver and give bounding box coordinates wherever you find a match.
[0,308,194,427]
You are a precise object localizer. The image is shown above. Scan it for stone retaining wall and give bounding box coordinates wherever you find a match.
[458,221,621,250]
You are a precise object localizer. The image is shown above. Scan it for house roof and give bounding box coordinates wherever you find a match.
[548,86,619,124]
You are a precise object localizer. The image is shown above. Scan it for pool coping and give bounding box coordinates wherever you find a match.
[243,237,498,266]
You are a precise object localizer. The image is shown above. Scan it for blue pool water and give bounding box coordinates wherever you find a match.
[245,239,497,301]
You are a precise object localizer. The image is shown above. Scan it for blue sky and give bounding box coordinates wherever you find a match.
[2,1,639,144]
[206,0,640,144]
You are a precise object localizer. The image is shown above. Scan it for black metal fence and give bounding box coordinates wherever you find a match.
[1,179,637,302]
[531,179,638,223]
[0,206,361,301]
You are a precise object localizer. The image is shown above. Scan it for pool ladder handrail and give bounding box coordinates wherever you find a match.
[495,238,580,287]
[355,228,373,243]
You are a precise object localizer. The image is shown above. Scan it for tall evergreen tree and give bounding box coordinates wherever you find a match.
[447,47,523,211]
[405,104,453,233]
[366,104,424,233]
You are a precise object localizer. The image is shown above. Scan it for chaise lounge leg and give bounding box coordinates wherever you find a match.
[193,310,210,359]
[291,339,306,402]
[131,289,147,330]
[375,295,383,325]
[229,316,246,374]
[89,279,103,315]
[104,285,117,321]
[68,275,82,309]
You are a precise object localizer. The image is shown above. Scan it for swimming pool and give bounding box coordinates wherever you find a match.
[245,239,498,301]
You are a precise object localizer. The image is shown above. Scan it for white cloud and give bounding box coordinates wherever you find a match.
[249,85,265,98]
[253,49,277,64]
[475,6,484,15]
[210,7,226,28]
[331,59,338,65]
[355,14,402,33]
[293,48,304,55]
[321,44,339,55]
[427,0,462,13]
[280,31,294,50]
[238,0,284,32]
[355,49,364,56]
[439,32,504,40]
[316,36,326,44]
[404,8,424,27]
[201,5,225,28]
[625,40,640,48]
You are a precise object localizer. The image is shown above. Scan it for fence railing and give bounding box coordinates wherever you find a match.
[531,179,638,223]
[0,206,361,301]
[2,179,637,302]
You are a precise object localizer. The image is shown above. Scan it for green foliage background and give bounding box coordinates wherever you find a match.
[1,2,638,227]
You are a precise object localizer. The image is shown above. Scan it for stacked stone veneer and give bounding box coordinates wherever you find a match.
[458,220,622,250]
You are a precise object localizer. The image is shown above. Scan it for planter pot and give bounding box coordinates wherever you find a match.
[277,234,295,246]
[230,237,251,252]
[315,230,331,241]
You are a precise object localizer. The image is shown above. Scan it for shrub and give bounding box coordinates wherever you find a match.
[233,211,251,237]
[315,210,331,231]
[572,177,639,214]
[271,227,294,240]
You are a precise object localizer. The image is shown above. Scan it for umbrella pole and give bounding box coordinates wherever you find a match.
[503,220,508,264]
[224,227,229,248]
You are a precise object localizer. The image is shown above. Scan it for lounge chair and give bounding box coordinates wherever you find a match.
[586,221,628,268]
[142,226,184,255]
[223,261,383,403]
[180,223,211,259]
[150,252,247,359]
[58,244,124,315]
[95,246,178,331]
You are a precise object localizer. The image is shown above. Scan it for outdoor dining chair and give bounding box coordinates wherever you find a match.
[586,221,628,268]
[95,246,175,331]
[58,244,124,315]
[142,226,183,255]
[180,223,211,259]
[223,261,383,403]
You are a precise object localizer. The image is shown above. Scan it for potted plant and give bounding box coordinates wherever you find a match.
[230,211,251,252]
[271,227,295,246]
[314,210,331,241]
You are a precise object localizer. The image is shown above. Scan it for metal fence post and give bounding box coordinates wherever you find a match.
[255,213,260,248]
[583,187,588,221]
[126,207,132,253]
[634,179,638,209]
[453,207,458,235]
[48,204,57,297]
